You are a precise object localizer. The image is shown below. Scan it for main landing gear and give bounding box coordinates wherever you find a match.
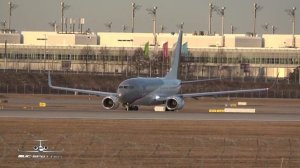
[124,104,139,111]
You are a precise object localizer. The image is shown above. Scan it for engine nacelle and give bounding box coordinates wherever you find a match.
[44,146,48,150]
[102,96,120,110]
[166,96,185,111]
[33,146,38,150]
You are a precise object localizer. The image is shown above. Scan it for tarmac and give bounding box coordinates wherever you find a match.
[2,110,300,121]
[1,94,300,167]
[0,94,300,118]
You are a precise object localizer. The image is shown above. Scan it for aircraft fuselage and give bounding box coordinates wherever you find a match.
[117,77,181,106]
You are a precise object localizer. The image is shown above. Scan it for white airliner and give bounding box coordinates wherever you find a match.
[48,31,268,111]
[18,140,64,153]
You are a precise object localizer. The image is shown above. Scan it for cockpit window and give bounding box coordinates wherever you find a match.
[119,85,134,89]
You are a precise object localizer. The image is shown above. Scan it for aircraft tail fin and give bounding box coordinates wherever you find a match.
[164,30,183,80]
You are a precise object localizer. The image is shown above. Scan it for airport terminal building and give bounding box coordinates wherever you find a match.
[0,31,300,79]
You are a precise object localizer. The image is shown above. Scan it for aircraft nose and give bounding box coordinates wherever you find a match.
[117,89,136,104]
[117,90,126,101]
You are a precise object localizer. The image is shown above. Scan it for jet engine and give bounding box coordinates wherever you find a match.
[102,96,120,110]
[44,146,48,150]
[166,96,185,111]
[33,146,38,150]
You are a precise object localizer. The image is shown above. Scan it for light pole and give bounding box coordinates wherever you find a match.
[285,7,296,48]
[271,25,277,34]
[298,67,300,85]
[221,7,226,36]
[253,3,263,36]
[231,25,237,34]
[262,22,269,33]
[147,6,158,47]
[0,21,7,30]
[4,40,7,72]
[49,21,57,32]
[70,18,75,33]
[160,25,166,33]
[79,18,85,34]
[105,22,112,32]
[216,6,226,46]
[131,2,141,33]
[8,1,18,32]
[37,35,48,71]
[216,6,226,36]
[208,3,215,35]
[122,25,128,32]
[61,1,70,33]
[296,67,300,85]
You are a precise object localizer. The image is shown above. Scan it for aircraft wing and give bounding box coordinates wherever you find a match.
[181,88,268,98]
[48,72,117,97]
[181,78,224,84]
[43,150,64,153]
[18,150,39,153]
[18,150,64,153]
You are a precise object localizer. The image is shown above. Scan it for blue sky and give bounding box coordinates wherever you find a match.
[0,0,299,34]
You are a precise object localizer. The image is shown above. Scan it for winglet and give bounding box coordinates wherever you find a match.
[269,73,279,90]
[164,30,183,79]
[48,71,53,88]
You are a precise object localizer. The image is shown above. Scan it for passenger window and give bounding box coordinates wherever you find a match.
[124,86,128,89]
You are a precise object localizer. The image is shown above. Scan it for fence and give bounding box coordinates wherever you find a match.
[1,82,299,99]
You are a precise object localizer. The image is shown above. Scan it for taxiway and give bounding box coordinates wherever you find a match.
[1,110,300,121]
